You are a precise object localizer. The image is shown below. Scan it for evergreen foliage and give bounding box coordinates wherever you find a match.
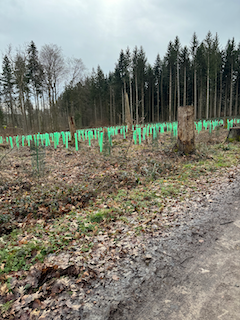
[1,32,240,134]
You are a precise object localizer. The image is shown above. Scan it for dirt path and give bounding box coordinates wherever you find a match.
[118,202,240,319]
[86,176,240,320]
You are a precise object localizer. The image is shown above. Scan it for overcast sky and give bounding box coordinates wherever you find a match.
[1,0,240,75]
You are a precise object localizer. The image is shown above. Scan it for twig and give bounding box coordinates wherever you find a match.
[180,256,194,265]
[220,221,234,225]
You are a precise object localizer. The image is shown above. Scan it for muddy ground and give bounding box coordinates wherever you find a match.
[76,172,240,320]
[105,177,240,320]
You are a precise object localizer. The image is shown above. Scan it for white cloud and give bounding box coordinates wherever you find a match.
[0,0,240,74]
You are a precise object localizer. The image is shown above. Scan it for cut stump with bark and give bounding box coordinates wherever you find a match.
[125,93,133,130]
[177,106,195,154]
[68,116,76,143]
[227,128,240,141]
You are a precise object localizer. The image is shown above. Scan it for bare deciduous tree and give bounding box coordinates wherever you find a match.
[40,44,65,131]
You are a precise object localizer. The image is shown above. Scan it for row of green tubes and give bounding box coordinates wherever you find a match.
[1,118,240,152]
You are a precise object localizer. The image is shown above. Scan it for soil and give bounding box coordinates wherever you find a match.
[80,174,240,320]
[105,179,240,320]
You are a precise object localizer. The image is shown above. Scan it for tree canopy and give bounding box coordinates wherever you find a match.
[1,32,240,133]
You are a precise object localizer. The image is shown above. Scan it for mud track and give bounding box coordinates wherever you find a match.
[81,176,240,320]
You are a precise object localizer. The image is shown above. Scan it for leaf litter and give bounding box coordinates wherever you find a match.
[0,126,240,319]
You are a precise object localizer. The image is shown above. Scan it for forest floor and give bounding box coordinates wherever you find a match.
[0,126,240,319]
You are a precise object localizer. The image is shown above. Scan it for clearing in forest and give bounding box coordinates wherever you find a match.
[0,124,240,318]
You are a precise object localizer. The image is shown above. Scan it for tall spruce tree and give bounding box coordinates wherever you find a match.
[180,46,190,107]
[14,52,29,132]
[1,54,15,127]
[190,32,199,118]
[154,54,162,122]
[27,41,44,131]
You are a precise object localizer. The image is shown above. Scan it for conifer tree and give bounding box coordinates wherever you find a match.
[154,54,162,122]
[1,54,15,126]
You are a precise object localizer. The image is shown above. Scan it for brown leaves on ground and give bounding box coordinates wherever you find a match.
[0,126,240,318]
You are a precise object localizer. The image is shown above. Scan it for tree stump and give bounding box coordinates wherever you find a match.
[68,116,76,143]
[177,106,195,154]
[125,93,133,130]
[227,128,240,141]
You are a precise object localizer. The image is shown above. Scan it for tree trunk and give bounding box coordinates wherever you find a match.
[229,63,233,117]
[199,79,202,119]
[110,86,112,126]
[183,65,186,107]
[9,92,15,127]
[121,88,124,124]
[235,79,238,116]
[113,91,116,126]
[174,77,177,121]
[218,72,222,118]
[141,83,144,123]
[157,81,160,122]
[94,98,97,125]
[224,84,227,117]
[206,57,210,119]
[148,84,151,122]
[161,75,164,121]
[177,105,195,154]
[194,68,197,119]
[152,82,154,123]
[177,60,180,109]
[135,74,139,124]
[100,96,103,123]
[214,70,217,118]
[169,66,172,122]
[129,74,133,121]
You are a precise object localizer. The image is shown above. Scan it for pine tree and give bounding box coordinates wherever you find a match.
[14,52,29,132]
[138,46,147,123]
[180,46,190,107]
[166,41,175,121]
[132,46,139,124]
[204,31,213,119]
[27,41,44,131]
[174,36,181,118]
[190,32,199,118]
[154,54,162,122]
[1,55,15,127]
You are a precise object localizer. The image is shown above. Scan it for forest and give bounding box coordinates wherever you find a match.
[0,31,240,135]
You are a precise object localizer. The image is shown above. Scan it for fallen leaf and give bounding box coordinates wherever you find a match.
[0,283,8,295]
[32,299,42,309]
[30,309,40,317]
